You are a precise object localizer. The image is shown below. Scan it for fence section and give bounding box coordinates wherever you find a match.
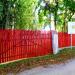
[72,34,75,46]
[58,32,71,48]
[0,30,75,63]
[0,30,52,63]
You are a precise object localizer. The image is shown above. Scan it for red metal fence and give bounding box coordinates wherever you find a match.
[58,32,75,48]
[0,30,75,63]
[58,32,71,48]
[0,30,52,63]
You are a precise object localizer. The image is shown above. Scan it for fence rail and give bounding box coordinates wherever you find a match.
[0,30,75,63]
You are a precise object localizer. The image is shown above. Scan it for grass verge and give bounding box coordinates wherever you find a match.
[0,47,75,74]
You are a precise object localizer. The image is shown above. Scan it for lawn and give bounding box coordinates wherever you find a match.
[0,47,75,75]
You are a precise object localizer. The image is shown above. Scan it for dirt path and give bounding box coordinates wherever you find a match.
[8,59,75,75]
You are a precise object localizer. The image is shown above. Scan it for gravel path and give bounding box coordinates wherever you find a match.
[8,59,75,75]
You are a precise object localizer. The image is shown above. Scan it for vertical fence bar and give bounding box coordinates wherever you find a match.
[0,37,2,63]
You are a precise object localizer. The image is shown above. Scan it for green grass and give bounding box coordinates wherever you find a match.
[0,47,75,74]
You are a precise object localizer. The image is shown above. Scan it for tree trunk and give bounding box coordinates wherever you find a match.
[54,0,58,30]
[1,0,8,29]
[54,11,57,30]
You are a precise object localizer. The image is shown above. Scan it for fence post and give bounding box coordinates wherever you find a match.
[52,31,59,54]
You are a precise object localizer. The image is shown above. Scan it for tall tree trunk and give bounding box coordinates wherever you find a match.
[63,6,68,32]
[54,11,57,30]
[54,0,58,30]
[2,0,8,29]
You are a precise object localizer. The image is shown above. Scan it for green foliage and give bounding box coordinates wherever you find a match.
[15,0,37,30]
[0,0,75,30]
[0,0,37,30]
[37,0,75,31]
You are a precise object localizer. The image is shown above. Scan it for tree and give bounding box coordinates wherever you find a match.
[0,0,75,31]
[0,1,3,28]
[0,0,8,29]
[15,0,37,30]
[0,0,16,29]
[61,0,75,31]
[36,0,59,30]
[0,0,37,30]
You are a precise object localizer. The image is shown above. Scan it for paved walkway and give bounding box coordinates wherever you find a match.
[8,59,75,75]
